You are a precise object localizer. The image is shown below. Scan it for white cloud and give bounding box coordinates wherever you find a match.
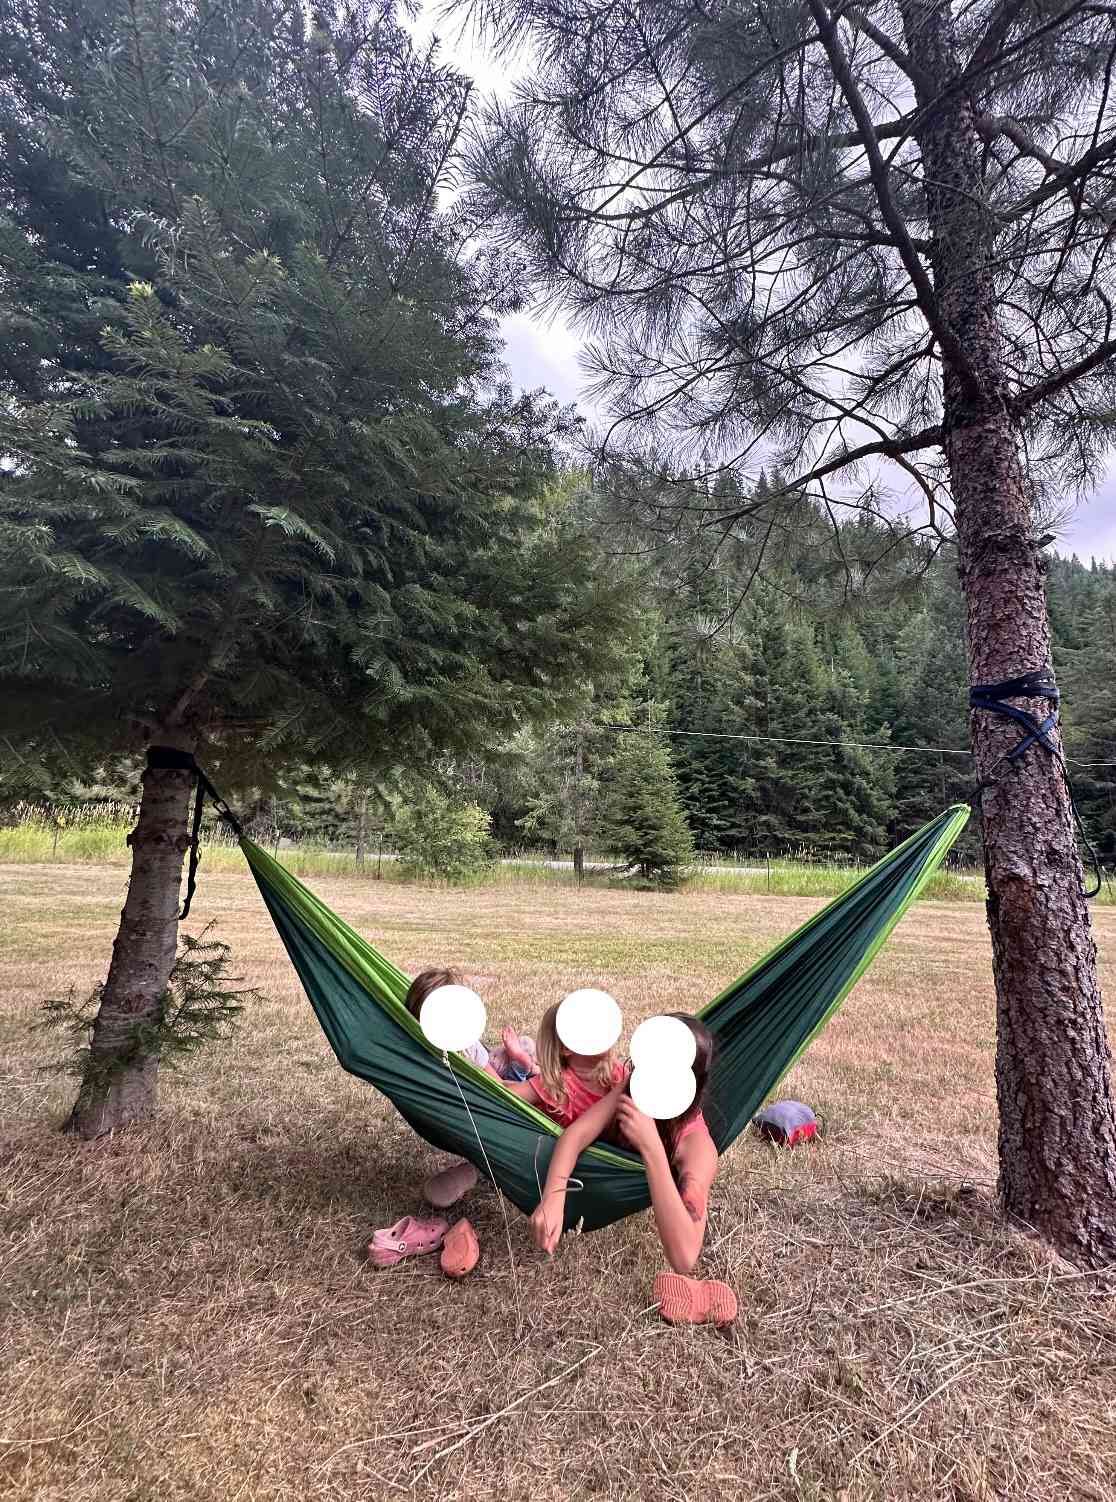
[499,313,586,404]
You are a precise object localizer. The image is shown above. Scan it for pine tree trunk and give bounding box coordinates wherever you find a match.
[901,0,1116,1265]
[65,730,196,1138]
[355,790,367,866]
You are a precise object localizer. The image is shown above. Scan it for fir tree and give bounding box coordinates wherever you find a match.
[0,0,632,1136]
[1057,571,1116,861]
[889,565,976,846]
[597,721,696,888]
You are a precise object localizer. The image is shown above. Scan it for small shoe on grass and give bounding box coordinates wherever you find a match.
[423,1159,479,1208]
[368,1215,448,1269]
[441,1218,480,1279]
[653,1270,738,1327]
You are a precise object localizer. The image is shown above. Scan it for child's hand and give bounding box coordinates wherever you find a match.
[616,1096,664,1158]
[529,1195,563,1255]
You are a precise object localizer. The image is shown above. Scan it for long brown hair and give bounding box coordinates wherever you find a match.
[657,1013,715,1159]
[535,1002,618,1111]
[405,968,463,1021]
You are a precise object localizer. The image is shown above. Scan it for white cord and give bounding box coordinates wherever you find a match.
[442,1052,523,1329]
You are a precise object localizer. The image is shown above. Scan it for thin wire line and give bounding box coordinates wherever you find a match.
[597,723,972,755]
[594,722,1116,768]
[442,1052,524,1330]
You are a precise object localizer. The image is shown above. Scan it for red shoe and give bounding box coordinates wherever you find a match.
[654,1271,738,1326]
[440,1218,481,1278]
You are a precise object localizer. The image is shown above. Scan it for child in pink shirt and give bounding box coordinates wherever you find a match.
[525,1001,625,1126]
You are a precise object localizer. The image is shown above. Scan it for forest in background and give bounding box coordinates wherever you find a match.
[7,477,1114,874]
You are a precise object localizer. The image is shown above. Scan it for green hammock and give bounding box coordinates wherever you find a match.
[244,804,969,1232]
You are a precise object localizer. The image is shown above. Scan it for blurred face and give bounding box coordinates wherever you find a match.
[563,1044,609,1067]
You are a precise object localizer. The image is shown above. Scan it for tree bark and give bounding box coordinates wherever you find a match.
[65,727,197,1138]
[354,789,367,866]
[900,0,1116,1265]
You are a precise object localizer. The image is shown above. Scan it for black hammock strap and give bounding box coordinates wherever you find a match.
[969,668,1060,761]
[968,667,1102,899]
[146,746,243,919]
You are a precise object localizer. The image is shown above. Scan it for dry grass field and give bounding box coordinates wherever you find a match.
[2,861,1115,1502]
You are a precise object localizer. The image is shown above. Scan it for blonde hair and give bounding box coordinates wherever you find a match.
[535,1001,617,1111]
[405,968,463,1020]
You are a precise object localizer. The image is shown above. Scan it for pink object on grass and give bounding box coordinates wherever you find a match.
[368,1214,449,1268]
[423,1159,480,1208]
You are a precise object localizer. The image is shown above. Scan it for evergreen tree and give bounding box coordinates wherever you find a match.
[662,629,768,854]
[0,0,632,1136]
[597,721,696,888]
[660,577,895,858]
[888,563,976,846]
[1057,569,1116,861]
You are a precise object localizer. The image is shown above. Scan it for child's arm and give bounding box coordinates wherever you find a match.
[499,1076,541,1100]
[528,1084,626,1254]
[615,1099,717,1275]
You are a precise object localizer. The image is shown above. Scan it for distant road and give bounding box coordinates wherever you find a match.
[296,848,771,875]
[278,845,978,881]
[514,857,769,875]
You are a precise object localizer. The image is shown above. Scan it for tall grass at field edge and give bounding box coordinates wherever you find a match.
[6,807,1111,903]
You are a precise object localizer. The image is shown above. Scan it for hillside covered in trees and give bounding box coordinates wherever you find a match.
[515,493,1116,867]
[18,486,1111,873]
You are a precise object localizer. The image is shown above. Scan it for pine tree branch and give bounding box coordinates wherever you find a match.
[845,6,933,94]
[804,0,981,403]
[584,30,826,224]
[963,0,1037,77]
[1014,336,1116,414]
[713,424,944,522]
[997,133,1116,224]
[554,116,922,227]
[975,114,1066,177]
[963,0,1098,85]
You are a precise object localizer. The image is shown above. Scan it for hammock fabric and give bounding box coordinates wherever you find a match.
[244,804,970,1233]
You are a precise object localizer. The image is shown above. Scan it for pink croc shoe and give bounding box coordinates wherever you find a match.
[368,1215,448,1268]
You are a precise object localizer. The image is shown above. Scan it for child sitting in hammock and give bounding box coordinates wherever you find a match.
[523,999,626,1127]
[424,996,627,1203]
[405,968,536,1082]
[528,1014,736,1327]
[403,967,536,1211]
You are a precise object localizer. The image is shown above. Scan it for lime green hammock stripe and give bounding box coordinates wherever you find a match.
[242,804,969,1233]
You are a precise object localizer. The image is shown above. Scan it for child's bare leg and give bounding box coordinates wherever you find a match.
[501,1027,534,1071]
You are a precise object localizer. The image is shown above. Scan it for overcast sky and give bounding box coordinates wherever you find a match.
[410,3,1116,564]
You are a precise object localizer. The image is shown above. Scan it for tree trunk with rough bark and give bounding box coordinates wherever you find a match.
[901,0,1116,1266]
[65,729,197,1138]
[355,789,368,867]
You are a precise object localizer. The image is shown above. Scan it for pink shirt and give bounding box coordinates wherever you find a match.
[673,1110,713,1151]
[532,1062,627,1128]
